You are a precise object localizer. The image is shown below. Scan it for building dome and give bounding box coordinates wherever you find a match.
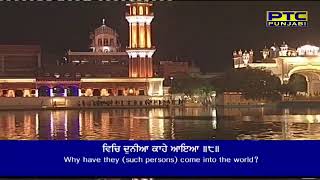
[90,19,121,53]
[297,44,319,56]
[95,23,119,37]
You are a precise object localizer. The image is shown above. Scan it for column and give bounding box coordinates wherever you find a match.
[139,23,145,48]
[35,89,39,97]
[50,88,54,97]
[146,23,151,48]
[64,89,67,97]
[132,23,137,48]
[129,23,132,48]
[129,57,132,77]
[149,57,153,77]
[139,57,142,77]
[78,89,82,97]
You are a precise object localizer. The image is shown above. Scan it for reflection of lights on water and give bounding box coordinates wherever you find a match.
[35,113,39,136]
[148,109,165,140]
[50,112,54,138]
[284,108,290,115]
[171,119,175,140]
[212,119,217,130]
[79,112,82,136]
[211,108,217,117]
[64,111,68,140]
[316,115,320,123]
[306,115,314,123]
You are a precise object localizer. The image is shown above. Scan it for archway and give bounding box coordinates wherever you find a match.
[286,74,307,96]
[53,85,64,97]
[288,67,320,97]
[38,86,50,97]
[15,90,23,97]
[67,86,79,97]
[92,89,100,96]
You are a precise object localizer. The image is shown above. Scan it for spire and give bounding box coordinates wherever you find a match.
[102,18,106,26]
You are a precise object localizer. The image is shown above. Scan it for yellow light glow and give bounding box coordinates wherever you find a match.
[23,89,31,97]
[146,24,151,48]
[0,79,36,83]
[139,6,143,15]
[85,89,93,97]
[81,77,164,82]
[132,23,137,48]
[129,23,132,48]
[139,24,145,48]
[100,89,108,96]
[146,6,149,15]
[7,90,15,97]
[133,6,136,15]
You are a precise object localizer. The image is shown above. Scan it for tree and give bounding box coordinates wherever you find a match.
[170,76,216,105]
[216,67,282,101]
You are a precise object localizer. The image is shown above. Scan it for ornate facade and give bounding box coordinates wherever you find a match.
[233,42,320,96]
[0,2,164,101]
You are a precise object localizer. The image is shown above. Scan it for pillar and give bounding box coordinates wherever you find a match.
[64,89,67,97]
[50,88,54,97]
[35,89,39,97]
[306,79,311,97]
[132,22,137,48]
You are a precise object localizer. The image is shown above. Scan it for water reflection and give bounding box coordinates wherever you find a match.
[1,107,320,140]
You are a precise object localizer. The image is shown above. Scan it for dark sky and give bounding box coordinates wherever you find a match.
[0,1,319,72]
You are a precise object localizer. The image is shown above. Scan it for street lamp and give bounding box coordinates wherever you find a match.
[169,76,174,100]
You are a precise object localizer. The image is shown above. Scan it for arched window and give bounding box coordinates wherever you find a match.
[139,6,144,15]
[132,6,136,15]
[145,6,149,15]
[104,39,108,46]
[110,38,114,46]
[98,39,102,46]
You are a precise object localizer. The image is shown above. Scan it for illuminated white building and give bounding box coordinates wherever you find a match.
[233,42,320,96]
[0,2,164,107]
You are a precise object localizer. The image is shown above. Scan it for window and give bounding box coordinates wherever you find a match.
[139,90,145,96]
[92,89,100,96]
[110,38,114,46]
[118,90,123,96]
[132,6,136,15]
[108,89,113,95]
[104,39,108,46]
[98,39,102,46]
[139,6,144,15]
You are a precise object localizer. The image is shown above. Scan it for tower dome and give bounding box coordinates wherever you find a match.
[90,19,121,53]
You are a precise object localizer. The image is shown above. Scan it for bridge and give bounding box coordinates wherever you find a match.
[233,42,320,96]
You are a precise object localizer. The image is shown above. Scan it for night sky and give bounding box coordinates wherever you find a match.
[0,1,320,72]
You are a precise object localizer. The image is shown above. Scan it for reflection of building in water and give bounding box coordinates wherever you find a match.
[0,112,37,139]
[37,110,80,140]
[148,108,165,140]
[77,109,169,140]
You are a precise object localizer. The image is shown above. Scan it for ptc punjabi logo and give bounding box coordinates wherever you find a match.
[266,11,308,27]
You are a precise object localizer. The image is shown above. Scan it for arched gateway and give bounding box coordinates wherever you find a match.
[233,42,320,96]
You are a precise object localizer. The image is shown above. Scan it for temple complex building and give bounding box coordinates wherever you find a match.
[0,2,165,108]
[233,42,320,96]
